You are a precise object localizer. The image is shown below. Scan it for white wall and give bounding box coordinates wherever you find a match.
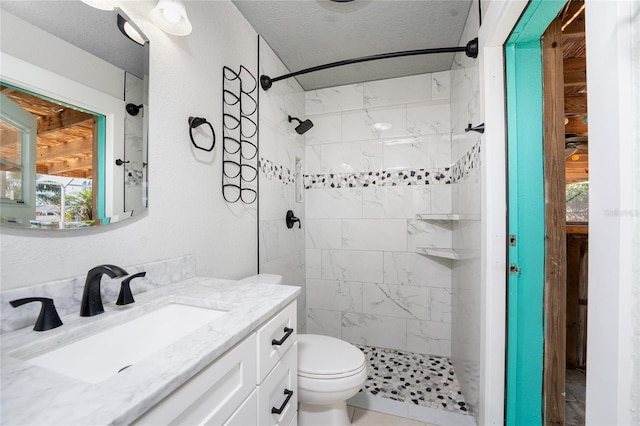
[0,1,259,289]
[585,0,639,423]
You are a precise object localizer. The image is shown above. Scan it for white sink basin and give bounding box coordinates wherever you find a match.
[28,303,227,383]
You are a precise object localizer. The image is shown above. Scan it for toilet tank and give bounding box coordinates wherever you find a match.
[237,274,283,285]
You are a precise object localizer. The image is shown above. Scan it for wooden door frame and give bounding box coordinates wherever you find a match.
[541,17,567,426]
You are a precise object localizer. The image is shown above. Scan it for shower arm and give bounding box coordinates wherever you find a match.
[260,38,478,91]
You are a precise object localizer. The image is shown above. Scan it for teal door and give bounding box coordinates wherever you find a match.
[505,0,565,424]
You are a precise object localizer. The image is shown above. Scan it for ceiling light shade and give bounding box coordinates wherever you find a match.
[150,0,192,36]
[80,0,115,11]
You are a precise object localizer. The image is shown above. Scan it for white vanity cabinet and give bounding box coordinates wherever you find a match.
[133,301,298,426]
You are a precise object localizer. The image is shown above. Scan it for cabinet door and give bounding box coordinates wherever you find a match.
[223,390,257,426]
[134,334,256,426]
[258,343,298,426]
[257,301,297,382]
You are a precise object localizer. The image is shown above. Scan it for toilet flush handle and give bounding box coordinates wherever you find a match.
[271,327,294,346]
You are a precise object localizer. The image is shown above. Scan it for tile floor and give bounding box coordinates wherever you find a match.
[357,345,469,414]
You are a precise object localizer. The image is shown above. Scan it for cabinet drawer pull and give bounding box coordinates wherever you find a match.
[271,327,294,346]
[271,388,294,414]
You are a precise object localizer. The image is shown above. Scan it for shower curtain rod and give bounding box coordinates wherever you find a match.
[260,38,478,91]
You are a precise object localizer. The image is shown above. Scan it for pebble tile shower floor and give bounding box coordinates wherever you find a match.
[357,345,470,416]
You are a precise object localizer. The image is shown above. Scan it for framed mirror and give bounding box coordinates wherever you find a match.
[0,1,149,229]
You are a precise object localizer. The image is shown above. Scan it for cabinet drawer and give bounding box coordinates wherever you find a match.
[257,301,297,382]
[258,342,298,426]
[134,334,257,426]
[224,390,257,426]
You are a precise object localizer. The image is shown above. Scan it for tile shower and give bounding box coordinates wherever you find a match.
[257,11,481,422]
[301,72,478,424]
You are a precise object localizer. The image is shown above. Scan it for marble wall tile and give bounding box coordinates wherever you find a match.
[382,135,451,170]
[305,249,322,279]
[305,144,323,175]
[307,279,363,313]
[320,140,383,173]
[430,184,453,214]
[259,119,281,163]
[432,71,451,101]
[383,252,452,288]
[304,112,342,145]
[259,219,280,263]
[407,219,452,251]
[449,2,482,413]
[305,219,342,249]
[431,287,453,323]
[278,219,301,257]
[407,320,451,357]
[406,101,451,136]
[321,249,384,283]
[305,188,362,219]
[362,186,430,219]
[362,283,430,320]
[363,74,432,108]
[307,308,342,338]
[342,219,407,251]
[305,83,364,115]
[342,106,407,142]
[342,313,407,349]
[302,71,461,357]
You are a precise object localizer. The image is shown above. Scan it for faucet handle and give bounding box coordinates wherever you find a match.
[10,297,63,331]
[117,272,146,306]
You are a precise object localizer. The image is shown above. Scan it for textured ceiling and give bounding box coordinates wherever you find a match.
[232,0,474,90]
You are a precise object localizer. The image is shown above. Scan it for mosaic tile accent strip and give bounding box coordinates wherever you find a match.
[303,141,481,190]
[304,167,452,189]
[451,141,481,183]
[259,157,294,184]
[357,345,471,415]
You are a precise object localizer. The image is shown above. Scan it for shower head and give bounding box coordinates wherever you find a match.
[288,115,314,135]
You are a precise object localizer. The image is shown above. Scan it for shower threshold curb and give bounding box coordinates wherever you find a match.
[348,392,476,426]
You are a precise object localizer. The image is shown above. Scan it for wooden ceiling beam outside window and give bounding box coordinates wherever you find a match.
[1,84,95,179]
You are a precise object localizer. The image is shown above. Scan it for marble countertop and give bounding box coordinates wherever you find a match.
[1,277,300,425]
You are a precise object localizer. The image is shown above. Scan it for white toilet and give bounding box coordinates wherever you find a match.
[238,274,367,425]
[297,334,367,426]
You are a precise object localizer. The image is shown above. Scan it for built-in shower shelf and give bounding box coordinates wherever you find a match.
[416,247,477,260]
[416,213,480,221]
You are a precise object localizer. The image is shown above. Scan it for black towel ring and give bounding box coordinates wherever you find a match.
[188,116,216,152]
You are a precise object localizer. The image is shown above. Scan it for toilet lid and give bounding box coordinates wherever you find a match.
[298,334,365,378]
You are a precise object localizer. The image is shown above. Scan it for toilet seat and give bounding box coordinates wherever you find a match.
[297,334,366,379]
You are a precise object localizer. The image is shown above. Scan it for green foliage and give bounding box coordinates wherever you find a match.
[566,182,588,223]
[36,182,61,206]
[65,188,93,222]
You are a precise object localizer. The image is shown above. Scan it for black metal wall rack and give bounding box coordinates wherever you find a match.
[222,65,258,204]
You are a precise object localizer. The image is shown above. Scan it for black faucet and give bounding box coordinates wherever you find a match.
[9,297,63,331]
[286,210,301,229]
[80,264,128,317]
[116,272,146,306]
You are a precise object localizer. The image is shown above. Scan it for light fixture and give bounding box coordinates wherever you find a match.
[117,14,147,46]
[80,0,115,11]
[151,0,192,36]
